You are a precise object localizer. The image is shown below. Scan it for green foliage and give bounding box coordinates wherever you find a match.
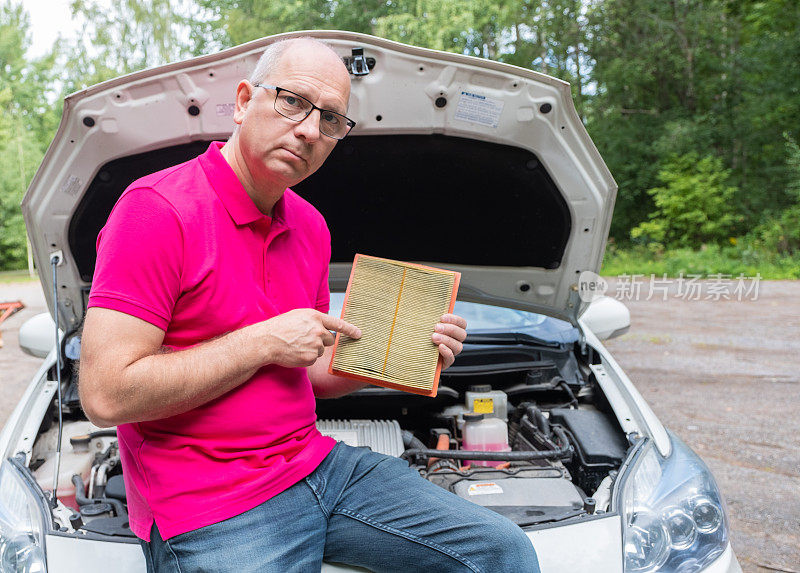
[199,0,390,45]
[732,0,800,217]
[2,0,800,278]
[587,110,664,239]
[586,0,742,240]
[0,130,38,269]
[631,153,738,249]
[0,1,54,270]
[59,0,210,93]
[205,0,594,115]
[374,0,474,52]
[748,135,800,254]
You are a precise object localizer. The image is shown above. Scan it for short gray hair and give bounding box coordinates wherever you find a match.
[230,37,340,136]
[249,37,339,85]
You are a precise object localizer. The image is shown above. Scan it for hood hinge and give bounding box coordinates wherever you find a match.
[567,284,587,352]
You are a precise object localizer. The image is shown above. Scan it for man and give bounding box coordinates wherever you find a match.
[80,38,540,572]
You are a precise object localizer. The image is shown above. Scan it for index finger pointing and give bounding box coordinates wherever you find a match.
[321,314,362,339]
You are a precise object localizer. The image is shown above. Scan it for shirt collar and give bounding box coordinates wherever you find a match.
[199,141,292,229]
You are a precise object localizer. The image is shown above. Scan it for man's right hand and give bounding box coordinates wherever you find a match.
[255,309,361,368]
[80,307,361,427]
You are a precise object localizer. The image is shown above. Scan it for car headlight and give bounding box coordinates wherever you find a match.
[0,459,47,572]
[619,432,728,573]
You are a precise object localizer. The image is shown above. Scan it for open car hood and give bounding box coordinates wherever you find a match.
[22,31,616,331]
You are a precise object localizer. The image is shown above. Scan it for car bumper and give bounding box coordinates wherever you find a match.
[45,514,742,572]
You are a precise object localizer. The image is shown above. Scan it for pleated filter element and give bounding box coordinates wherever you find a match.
[329,254,461,397]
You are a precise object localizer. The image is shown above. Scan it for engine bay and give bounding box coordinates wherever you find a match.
[28,331,632,539]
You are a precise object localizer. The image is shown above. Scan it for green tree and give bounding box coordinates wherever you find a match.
[517,0,592,117]
[0,2,57,270]
[5,0,798,272]
[212,0,595,121]
[631,153,738,249]
[60,0,210,93]
[203,0,392,45]
[586,0,741,240]
[731,0,800,219]
[374,0,474,52]
[0,115,43,269]
[751,134,800,255]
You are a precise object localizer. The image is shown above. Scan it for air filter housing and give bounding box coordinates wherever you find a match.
[316,419,405,457]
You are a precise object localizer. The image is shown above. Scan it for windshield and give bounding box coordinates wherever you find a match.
[329,293,578,344]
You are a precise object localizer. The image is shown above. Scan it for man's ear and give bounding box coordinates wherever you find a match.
[233,80,254,126]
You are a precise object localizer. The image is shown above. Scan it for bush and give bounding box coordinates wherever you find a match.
[631,153,738,250]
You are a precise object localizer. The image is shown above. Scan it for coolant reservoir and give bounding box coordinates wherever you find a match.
[33,424,96,510]
[465,385,508,421]
[33,453,92,510]
[462,412,511,468]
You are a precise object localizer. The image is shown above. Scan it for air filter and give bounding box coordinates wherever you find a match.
[329,254,461,397]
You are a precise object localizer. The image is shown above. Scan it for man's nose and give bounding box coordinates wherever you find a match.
[294,109,322,142]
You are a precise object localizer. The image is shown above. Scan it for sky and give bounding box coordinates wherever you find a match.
[22,0,75,57]
[21,0,114,58]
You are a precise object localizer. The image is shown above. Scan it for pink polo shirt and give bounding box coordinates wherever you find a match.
[88,142,336,541]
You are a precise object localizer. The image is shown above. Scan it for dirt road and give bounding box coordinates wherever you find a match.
[1,278,798,571]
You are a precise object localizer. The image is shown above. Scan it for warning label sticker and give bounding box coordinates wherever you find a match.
[454,91,504,128]
[467,482,504,496]
[473,398,494,414]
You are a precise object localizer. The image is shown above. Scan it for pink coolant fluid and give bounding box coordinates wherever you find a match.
[462,413,511,468]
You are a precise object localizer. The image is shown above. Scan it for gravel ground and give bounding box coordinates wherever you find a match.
[1,278,798,571]
[603,278,800,573]
[0,280,48,425]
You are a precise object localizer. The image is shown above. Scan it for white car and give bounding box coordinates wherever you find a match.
[5,31,741,572]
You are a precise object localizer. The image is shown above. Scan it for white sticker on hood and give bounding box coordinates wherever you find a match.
[467,482,503,496]
[59,175,82,196]
[454,91,504,128]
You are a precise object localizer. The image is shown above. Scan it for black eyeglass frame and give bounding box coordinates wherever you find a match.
[255,83,356,140]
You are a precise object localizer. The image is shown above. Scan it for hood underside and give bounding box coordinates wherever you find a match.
[22,31,616,330]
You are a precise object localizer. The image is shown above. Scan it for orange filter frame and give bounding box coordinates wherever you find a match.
[328,254,461,397]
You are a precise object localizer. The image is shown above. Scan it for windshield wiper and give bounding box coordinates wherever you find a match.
[464,332,563,349]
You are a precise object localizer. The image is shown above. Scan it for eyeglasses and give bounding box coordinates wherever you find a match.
[255,84,356,140]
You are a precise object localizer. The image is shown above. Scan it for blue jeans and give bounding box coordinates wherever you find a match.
[139,442,540,572]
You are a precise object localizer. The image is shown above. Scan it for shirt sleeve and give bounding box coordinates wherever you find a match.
[88,187,185,331]
[314,220,331,314]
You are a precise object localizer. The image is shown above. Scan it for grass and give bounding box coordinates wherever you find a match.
[0,269,38,284]
[601,244,800,279]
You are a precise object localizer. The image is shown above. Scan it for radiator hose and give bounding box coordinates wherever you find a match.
[401,430,427,451]
[71,474,128,518]
[402,426,572,462]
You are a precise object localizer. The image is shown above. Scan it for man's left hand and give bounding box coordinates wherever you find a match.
[432,314,467,370]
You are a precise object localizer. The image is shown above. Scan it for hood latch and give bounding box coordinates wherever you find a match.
[343,47,374,76]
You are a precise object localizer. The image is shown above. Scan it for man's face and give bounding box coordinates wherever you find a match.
[233,42,351,192]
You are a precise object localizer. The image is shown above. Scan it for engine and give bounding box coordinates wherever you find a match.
[30,335,632,535]
[316,386,629,527]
